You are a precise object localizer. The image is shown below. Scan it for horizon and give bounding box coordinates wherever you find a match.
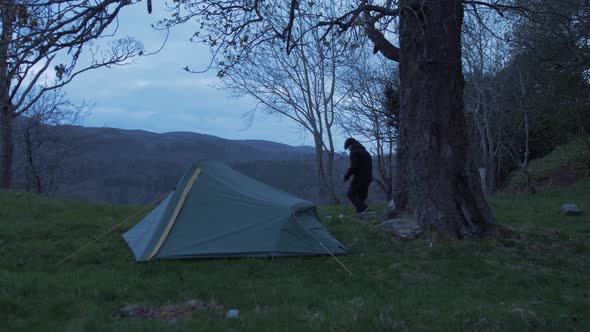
[63,121,359,154]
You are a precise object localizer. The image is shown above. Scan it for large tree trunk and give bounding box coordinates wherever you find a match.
[392,0,497,239]
[0,4,14,189]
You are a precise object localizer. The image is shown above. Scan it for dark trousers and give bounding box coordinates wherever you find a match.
[347,179,370,213]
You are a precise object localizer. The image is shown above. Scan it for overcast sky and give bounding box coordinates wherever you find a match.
[62,2,345,148]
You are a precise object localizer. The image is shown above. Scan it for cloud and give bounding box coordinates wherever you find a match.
[60,2,347,148]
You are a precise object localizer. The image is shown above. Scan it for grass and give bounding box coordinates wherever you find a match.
[1,180,590,331]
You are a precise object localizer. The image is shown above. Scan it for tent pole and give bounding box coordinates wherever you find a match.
[146,168,201,260]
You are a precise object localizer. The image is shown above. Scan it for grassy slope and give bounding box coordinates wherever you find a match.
[505,136,590,191]
[1,179,589,332]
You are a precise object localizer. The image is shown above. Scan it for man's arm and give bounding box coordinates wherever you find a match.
[344,152,359,181]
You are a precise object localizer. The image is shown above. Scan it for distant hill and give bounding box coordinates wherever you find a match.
[55,126,316,162]
[239,139,316,155]
[11,124,386,205]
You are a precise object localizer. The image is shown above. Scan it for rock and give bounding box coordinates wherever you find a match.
[185,299,203,307]
[119,305,142,318]
[388,199,395,209]
[561,203,582,216]
[225,309,240,319]
[376,217,422,239]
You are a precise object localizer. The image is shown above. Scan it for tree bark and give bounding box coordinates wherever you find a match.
[0,5,14,189]
[22,120,44,193]
[521,168,535,194]
[313,133,328,199]
[325,149,340,204]
[391,0,497,239]
[0,105,13,189]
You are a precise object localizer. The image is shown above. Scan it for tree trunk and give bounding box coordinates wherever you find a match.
[484,102,498,193]
[382,176,393,202]
[0,105,13,189]
[313,133,328,200]
[0,4,14,189]
[376,153,393,202]
[478,168,488,195]
[392,0,497,239]
[487,157,497,193]
[23,121,44,193]
[325,149,340,204]
[521,168,536,194]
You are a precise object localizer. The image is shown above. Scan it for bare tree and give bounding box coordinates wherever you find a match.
[339,49,398,201]
[462,11,510,194]
[500,64,537,193]
[0,1,145,189]
[218,10,356,203]
[15,88,89,194]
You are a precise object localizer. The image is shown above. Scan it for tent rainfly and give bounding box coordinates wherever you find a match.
[122,161,349,261]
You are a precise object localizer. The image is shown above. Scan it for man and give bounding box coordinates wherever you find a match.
[343,138,373,214]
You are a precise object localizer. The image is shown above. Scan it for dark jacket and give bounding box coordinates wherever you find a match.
[344,141,373,183]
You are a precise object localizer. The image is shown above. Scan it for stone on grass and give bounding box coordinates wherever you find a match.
[225,309,240,319]
[375,217,422,239]
[560,203,582,216]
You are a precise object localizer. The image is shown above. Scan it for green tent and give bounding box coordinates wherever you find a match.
[123,161,349,261]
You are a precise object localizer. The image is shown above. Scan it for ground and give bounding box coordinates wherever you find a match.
[1,137,589,331]
[0,175,589,331]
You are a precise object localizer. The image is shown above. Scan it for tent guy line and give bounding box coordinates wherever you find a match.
[57,190,171,265]
[292,213,353,276]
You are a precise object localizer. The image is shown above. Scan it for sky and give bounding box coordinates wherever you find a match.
[62,2,340,148]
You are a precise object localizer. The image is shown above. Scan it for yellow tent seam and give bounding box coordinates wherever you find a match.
[147,168,201,260]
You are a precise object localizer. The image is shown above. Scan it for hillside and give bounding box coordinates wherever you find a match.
[10,124,387,205]
[504,136,590,192]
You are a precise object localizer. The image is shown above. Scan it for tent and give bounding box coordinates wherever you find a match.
[122,161,349,261]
